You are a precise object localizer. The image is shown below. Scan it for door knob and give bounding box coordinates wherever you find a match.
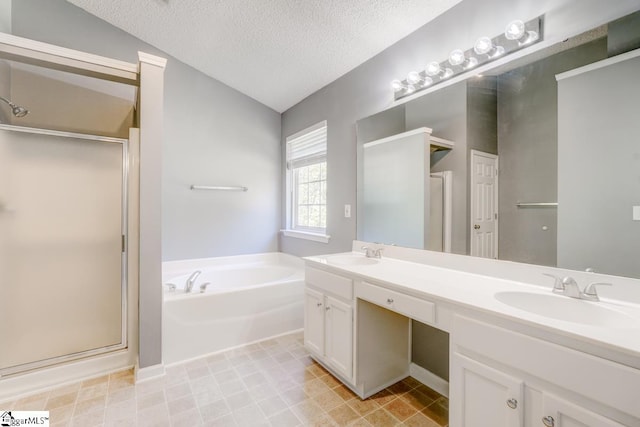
[474,224,480,230]
[542,416,555,427]
[506,398,518,409]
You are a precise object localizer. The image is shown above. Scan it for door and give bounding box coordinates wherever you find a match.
[0,126,126,375]
[325,296,353,380]
[304,288,325,356]
[470,150,498,258]
[450,353,523,427]
[541,393,625,427]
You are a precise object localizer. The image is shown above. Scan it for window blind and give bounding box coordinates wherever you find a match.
[287,121,327,169]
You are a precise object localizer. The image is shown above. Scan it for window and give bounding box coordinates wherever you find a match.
[284,121,329,242]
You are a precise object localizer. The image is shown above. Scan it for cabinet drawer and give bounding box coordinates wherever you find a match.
[356,281,435,325]
[306,267,353,300]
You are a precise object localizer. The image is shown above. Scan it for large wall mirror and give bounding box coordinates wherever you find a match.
[356,10,640,280]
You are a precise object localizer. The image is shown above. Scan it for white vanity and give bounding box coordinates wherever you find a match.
[303,242,640,427]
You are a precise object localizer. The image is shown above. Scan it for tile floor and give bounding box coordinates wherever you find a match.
[1,332,448,426]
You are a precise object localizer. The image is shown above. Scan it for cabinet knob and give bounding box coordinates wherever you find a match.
[542,415,555,427]
[474,224,480,230]
[506,398,518,409]
[387,298,394,304]
[325,306,330,311]
[316,302,322,307]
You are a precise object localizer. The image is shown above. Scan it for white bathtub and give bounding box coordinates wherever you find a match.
[162,252,304,365]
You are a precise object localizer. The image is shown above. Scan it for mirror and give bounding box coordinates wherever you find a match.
[356,11,640,280]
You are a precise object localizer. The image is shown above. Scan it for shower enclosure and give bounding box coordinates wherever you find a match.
[0,125,129,376]
[0,31,164,399]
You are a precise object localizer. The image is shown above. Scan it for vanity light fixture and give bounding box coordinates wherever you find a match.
[391,16,543,100]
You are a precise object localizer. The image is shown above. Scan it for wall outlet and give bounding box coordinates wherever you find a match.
[633,206,640,221]
[344,204,351,218]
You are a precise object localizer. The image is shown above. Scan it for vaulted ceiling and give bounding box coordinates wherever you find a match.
[66,0,462,112]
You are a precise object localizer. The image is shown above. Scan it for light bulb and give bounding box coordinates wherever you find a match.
[425,61,441,77]
[473,36,504,58]
[448,49,466,66]
[474,37,492,55]
[442,68,454,79]
[505,20,526,40]
[505,19,539,45]
[407,71,421,85]
[449,49,479,70]
[423,76,433,86]
[406,84,416,94]
[391,79,404,92]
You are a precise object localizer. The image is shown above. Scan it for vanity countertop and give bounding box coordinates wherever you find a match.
[304,250,640,368]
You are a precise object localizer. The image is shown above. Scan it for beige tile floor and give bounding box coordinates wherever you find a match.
[1,332,448,426]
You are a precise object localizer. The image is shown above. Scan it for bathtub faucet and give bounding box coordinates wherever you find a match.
[185,270,202,293]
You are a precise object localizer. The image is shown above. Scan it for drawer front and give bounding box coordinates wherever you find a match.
[356,281,435,325]
[306,267,353,300]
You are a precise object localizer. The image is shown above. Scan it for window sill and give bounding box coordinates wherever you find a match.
[281,229,331,243]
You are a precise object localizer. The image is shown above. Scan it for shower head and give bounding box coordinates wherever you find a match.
[0,96,29,117]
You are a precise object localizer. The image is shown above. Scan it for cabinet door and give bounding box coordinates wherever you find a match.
[450,353,524,427]
[325,296,353,380]
[541,393,625,427]
[304,288,325,356]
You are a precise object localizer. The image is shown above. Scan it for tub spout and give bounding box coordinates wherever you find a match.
[185,270,202,293]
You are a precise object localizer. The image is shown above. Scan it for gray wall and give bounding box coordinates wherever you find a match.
[280,0,640,258]
[557,54,640,278]
[497,39,606,266]
[11,0,281,367]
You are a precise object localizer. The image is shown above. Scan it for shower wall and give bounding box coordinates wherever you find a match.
[10,67,135,137]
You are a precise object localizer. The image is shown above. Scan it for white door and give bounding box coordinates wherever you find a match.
[304,288,325,356]
[542,393,625,427]
[470,150,498,258]
[450,353,524,427]
[325,296,353,380]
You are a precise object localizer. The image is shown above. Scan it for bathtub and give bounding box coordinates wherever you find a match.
[162,252,304,365]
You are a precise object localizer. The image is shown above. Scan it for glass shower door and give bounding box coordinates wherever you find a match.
[0,126,126,375]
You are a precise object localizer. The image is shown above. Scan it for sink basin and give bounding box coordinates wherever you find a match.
[494,291,636,328]
[326,255,379,266]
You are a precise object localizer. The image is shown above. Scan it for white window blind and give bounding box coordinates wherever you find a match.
[287,121,327,169]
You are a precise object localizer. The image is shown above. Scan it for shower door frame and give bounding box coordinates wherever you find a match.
[0,123,129,377]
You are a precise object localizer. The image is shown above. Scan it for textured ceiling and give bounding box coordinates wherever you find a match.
[65,0,463,112]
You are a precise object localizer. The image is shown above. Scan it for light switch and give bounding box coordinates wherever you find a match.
[344,204,351,218]
[633,206,640,221]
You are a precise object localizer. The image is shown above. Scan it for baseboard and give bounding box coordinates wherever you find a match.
[135,359,165,383]
[410,363,449,398]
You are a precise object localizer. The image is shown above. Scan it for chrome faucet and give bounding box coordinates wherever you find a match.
[544,273,612,301]
[361,245,383,258]
[185,270,202,293]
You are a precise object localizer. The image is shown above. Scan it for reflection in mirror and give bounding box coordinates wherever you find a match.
[356,11,640,279]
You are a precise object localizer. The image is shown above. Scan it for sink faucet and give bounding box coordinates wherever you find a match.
[185,270,202,293]
[544,273,612,301]
[560,277,583,298]
[361,245,383,258]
